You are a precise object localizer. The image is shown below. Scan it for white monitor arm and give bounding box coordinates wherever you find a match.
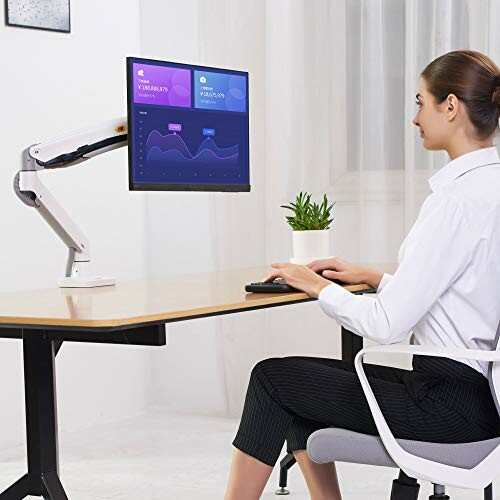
[14,117,128,288]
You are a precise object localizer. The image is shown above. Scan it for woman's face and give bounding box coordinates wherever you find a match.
[412,77,451,151]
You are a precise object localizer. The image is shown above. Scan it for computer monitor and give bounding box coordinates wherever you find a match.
[127,57,250,192]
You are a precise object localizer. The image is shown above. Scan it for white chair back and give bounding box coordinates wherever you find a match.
[488,320,500,417]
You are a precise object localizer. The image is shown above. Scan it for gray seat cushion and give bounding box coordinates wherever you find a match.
[307,428,500,469]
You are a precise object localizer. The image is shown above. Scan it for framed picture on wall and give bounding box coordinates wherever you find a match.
[5,0,71,33]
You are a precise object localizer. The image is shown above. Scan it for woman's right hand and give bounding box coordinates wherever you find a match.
[306,257,372,286]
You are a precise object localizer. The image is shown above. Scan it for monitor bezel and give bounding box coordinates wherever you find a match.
[126,56,250,193]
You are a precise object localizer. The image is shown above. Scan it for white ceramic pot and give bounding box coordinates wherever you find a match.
[290,229,331,265]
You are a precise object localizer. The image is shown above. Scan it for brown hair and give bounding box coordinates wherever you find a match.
[421,50,500,139]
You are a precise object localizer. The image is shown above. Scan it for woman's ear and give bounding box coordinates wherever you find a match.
[445,93,459,122]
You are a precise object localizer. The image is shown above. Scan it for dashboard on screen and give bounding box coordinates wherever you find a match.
[127,57,250,192]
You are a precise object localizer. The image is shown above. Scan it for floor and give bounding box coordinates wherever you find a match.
[0,410,497,499]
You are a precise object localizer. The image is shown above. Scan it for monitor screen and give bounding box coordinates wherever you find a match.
[127,57,250,192]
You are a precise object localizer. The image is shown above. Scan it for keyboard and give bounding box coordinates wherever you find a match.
[245,278,296,293]
[245,277,347,293]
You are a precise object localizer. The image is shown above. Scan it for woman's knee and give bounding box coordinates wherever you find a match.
[250,357,282,380]
[247,357,291,406]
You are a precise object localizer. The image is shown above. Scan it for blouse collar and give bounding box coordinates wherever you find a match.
[428,146,500,192]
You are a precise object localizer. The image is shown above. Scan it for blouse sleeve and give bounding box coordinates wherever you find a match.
[317,192,480,344]
[376,273,393,293]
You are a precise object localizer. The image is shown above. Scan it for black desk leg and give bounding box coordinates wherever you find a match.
[341,325,364,364]
[276,326,363,495]
[0,335,68,500]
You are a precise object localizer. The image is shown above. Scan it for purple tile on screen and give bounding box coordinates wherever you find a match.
[133,63,191,108]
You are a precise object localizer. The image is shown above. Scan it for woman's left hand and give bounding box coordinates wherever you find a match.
[262,262,333,299]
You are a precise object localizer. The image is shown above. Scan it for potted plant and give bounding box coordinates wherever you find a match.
[281,192,335,264]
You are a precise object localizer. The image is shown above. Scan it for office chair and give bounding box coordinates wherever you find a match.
[306,324,500,500]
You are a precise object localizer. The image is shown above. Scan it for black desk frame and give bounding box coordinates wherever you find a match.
[0,323,166,500]
[0,290,373,500]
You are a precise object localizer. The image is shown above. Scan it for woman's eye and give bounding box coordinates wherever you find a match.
[415,101,422,107]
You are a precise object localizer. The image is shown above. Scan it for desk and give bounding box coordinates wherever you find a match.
[0,263,397,499]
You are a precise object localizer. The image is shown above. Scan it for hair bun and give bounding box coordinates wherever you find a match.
[493,75,500,105]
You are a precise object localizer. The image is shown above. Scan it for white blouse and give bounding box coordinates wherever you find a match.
[318,146,500,376]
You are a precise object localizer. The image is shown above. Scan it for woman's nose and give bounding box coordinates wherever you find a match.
[412,115,419,127]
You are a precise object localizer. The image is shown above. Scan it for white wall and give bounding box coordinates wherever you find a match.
[0,0,150,449]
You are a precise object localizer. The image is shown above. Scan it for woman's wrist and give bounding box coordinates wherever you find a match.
[362,269,384,289]
[312,278,333,299]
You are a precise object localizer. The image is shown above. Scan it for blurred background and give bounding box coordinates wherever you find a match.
[0,1,498,497]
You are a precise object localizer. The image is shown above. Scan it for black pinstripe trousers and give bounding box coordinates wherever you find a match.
[232,355,500,466]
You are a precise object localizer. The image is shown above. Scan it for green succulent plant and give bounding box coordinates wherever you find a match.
[281,192,335,231]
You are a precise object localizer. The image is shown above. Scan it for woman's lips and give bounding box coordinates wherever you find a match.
[420,130,424,137]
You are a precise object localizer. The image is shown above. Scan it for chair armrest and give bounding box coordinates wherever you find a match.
[355,344,500,362]
[353,345,500,489]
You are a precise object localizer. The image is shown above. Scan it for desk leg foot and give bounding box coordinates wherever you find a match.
[0,474,30,500]
[42,472,68,500]
[0,472,68,500]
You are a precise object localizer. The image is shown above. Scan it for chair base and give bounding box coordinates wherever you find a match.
[276,453,295,495]
[390,471,420,500]
[390,479,420,500]
[275,487,290,495]
[429,484,449,500]
[484,483,493,500]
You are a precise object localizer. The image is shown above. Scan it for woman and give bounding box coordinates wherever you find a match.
[225,50,500,500]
